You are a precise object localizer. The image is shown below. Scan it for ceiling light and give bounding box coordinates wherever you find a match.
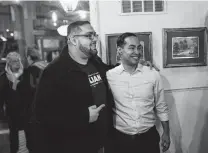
[57,25,68,36]
[59,0,78,12]
[52,12,58,22]
[0,35,7,41]
[6,29,9,32]
[78,10,87,19]
[10,33,14,37]
[53,22,57,26]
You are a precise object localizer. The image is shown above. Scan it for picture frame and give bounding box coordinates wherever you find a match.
[163,27,207,68]
[105,32,152,65]
[34,35,65,61]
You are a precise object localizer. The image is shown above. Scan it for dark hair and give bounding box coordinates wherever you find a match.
[46,50,60,63]
[116,32,137,48]
[46,51,53,63]
[26,45,40,62]
[67,21,90,36]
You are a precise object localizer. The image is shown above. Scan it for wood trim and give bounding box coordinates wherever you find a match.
[164,86,208,93]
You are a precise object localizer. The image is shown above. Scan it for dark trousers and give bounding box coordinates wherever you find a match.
[8,122,19,153]
[105,126,160,153]
[24,123,35,153]
[32,123,99,153]
[8,121,33,153]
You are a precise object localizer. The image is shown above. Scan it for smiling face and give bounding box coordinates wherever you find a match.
[6,52,22,73]
[119,36,142,66]
[9,59,21,72]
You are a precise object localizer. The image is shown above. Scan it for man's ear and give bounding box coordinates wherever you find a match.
[67,35,77,46]
[117,47,123,56]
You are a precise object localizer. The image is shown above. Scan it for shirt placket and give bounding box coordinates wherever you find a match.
[133,73,143,133]
[128,74,139,131]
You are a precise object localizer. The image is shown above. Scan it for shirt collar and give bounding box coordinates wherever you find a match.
[117,63,143,75]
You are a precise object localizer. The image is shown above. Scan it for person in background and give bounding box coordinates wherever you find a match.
[17,45,48,153]
[25,45,48,89]
[106,32,170,153]
[46,50,60,63]
[0,52,24,153]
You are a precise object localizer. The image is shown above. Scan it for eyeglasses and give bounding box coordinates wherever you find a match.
[73,32,98,40]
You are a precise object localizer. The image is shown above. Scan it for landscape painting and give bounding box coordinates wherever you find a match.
[163,27,207,68]
[172,36,199,59]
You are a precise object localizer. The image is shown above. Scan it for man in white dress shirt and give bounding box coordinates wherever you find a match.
[106,32,170,153]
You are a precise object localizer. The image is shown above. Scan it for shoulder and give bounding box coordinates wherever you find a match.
[142,66,161,81]
[91,56,110,72]
[0,71,5,77]
[106,65,121,78]
[29,65,41,73]
[0,71,7,87]
[0,71,6,83]
[41,57,63,79]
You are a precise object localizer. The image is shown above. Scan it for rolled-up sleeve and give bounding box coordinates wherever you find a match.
[154,72,169,121]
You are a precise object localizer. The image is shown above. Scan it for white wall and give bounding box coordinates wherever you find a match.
[91,1,208,153]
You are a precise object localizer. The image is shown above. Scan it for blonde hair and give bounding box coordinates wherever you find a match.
[6,52,21,64]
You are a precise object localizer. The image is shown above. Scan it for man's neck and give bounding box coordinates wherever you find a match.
[121,62,137,74]
[68,46,88,65]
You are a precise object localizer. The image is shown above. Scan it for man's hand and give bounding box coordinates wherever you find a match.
[139,59,160,71]
[5,62,23,82]
[88,104,105,123]
[6,66,17,83]
[161,132,170,152]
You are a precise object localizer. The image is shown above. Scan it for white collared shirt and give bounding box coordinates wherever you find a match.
[106,64,169,135]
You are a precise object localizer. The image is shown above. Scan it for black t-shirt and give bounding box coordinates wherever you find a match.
[77,60,109,148]
[77,61,107,107]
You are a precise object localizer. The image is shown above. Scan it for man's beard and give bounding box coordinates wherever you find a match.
[79,44,97,58]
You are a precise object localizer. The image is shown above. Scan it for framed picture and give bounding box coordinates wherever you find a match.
[163,27,207,68]
[105,32,152,65]
[43,38,60,49]
[34,35,66,61]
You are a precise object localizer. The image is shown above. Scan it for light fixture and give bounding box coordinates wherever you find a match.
[10,33,14,37]
[6,29,9,32]
[53,22,57,27]
[78,10,87,19]
[57,25,68,36]
[59,0,79,12]
[0,35,7,41]
[52,12,58,22]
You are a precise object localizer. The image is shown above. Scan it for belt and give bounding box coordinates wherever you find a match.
[113,126,156,140]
